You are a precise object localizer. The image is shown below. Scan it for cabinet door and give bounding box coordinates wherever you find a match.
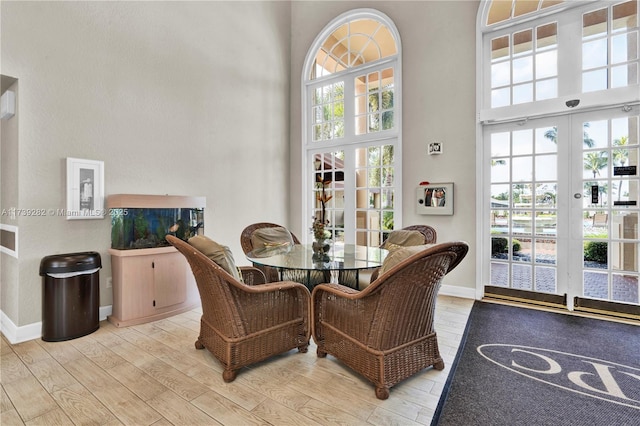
[153,252,187,309]
[112,255,156,320]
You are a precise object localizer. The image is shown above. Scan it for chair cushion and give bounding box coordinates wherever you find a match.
[382,229,425,250]
[379,244,432,276]
[188,235,243,282]
[251,227,294,250]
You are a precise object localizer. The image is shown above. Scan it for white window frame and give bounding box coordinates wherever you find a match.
[479,1,639,125]
[476,0,640,298]
[302,9,403,245]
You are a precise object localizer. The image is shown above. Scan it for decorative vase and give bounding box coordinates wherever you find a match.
[312,219,331,261]
[312,239,330,254]
[312,238,331,262]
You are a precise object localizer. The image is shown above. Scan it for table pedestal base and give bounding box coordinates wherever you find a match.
[279,268,359,290]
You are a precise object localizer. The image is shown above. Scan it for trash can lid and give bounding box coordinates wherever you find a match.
[39,252,102,275]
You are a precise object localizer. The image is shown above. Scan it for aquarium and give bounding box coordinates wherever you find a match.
[111,207,204,249]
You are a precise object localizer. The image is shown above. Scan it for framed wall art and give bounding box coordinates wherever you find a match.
[416,182,454,215]
[66,157,105,220]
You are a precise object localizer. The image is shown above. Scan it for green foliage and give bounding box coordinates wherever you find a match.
[111,212,133,249]
[585,230,608,239]
[111,216,123,249]
[491,237,507,254]
[134,210,149,240]
[491,237,521,254]
[584,151,608,179]
[584,241,607,263]
[155,215,170,242]
[382,211,394,230]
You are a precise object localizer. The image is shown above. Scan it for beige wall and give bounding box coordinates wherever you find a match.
[290,1,479,292]
[1,1,292,328]
[1,0,479,337]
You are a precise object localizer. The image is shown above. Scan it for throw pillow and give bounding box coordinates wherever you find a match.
[251,227,294,249]
[379,244,432,276]
[188,235,243,282]
[382,229,425,249]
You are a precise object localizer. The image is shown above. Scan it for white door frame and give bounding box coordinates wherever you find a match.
[479,105,640,312]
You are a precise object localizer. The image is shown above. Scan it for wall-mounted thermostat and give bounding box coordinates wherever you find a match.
[428,141,442,155]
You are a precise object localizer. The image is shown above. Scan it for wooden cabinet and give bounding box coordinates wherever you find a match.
[108,247,199,327]
[153,252,187,309]
[107,194,205,327]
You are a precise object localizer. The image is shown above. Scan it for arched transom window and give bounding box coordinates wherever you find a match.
[486,0,565,26]
[311,19,397,79]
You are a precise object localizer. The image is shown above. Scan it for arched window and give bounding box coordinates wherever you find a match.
[302,9,402,247]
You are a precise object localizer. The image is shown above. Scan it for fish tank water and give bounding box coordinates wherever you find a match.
[111,207,204,249]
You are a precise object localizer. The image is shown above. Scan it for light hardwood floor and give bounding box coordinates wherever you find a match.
[1,295,474,426]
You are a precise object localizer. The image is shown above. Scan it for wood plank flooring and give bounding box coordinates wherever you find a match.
[1,295,474,425]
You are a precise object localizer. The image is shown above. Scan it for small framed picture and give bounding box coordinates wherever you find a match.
[66,158,105,220]
[428,142,443,155]
[416,183,454,215]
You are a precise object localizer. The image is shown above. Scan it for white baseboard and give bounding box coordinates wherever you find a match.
[1,286,476,344]
[100,305,112,322]
[0,305,113,344]
[0,310,41,344]
[439,283,477,299]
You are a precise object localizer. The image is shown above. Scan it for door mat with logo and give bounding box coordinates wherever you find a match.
[431,301,639,426]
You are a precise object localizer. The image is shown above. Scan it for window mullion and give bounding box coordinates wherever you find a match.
[557,9,583,97]
[342,149,356,244]
[343,76,355,139]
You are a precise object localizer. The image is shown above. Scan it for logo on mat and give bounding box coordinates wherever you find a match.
[477,344,640,409]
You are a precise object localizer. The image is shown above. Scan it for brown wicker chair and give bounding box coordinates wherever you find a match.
[311,241,469,400]
[367,224,438,283]
[240,222,302,283]
[240,222,330,286]
[397,224,437,245]
[166,235,311,382]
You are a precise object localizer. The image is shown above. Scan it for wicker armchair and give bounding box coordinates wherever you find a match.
[311,241,468,400]
[240,222,301,282]
[241,222,330,286]
[397,224,437,245]
[166,235,311,382]
[367,224,438,283]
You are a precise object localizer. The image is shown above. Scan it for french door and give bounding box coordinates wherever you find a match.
[485,105,640,317]
[570,106,640,316]
[487,116,566,306]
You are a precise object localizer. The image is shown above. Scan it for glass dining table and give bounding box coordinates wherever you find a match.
[246,243,389,290]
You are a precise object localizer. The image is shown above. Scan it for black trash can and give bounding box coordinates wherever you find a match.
[39,252,101,342]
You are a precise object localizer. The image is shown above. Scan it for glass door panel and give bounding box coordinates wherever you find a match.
[354,145,396,247]
[313,151,345,243]
[488,119,561,296]
[575,109,640,309]
[485,108,640,316]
